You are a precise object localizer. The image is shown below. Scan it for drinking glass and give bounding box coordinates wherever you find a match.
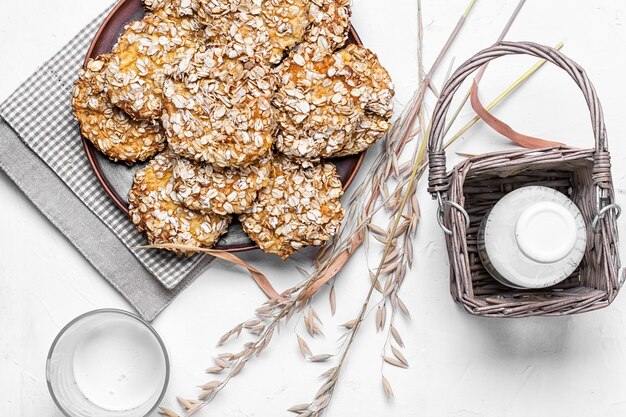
[46,309,169,417]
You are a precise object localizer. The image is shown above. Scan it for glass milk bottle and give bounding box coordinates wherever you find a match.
[477,186,587,289]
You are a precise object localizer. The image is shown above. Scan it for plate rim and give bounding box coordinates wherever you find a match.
[81,0,367,252]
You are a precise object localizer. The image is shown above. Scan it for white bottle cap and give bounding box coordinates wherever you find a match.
[515,201,578,264]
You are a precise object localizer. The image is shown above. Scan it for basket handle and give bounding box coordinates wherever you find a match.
[427,41,609,196]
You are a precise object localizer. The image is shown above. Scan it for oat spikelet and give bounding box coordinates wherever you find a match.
[382,375,394,399]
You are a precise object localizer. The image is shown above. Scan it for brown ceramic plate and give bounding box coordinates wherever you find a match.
[83,0,366,252]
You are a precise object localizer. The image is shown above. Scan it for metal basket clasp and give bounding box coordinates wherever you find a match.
[436,192,470,236]
[592,185,621,234]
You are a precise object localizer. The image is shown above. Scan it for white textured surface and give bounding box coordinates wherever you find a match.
[3,0,626,416]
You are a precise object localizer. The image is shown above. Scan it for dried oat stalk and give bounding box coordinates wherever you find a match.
[289,0,481,414]
[159,0,564,414]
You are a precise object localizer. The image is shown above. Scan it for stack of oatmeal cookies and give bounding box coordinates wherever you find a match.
[72,0,394,259]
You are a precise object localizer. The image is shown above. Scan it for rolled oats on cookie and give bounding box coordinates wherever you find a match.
[144,0,200,18]
[273,47,363,160]
[240,156,344,259]
[274,43,394,161]
[128,150,231,252]
[173,155,272,215]
[198,0,312,64]
[161,47,276,168]
[330,44,394,156]
[105,13,206,120]
[306,0,351,54]
[72,54,165,164]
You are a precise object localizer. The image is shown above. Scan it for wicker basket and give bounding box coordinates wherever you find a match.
[427,41,622,317]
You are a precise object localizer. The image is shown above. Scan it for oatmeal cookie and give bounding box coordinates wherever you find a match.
[239,156,344,259]
[305,0,351,55]
[161,47,276,168]
[173,155,271,215]
[197,0,240,19]
[199,0,311,65]
[105,13,206,120]
[128,150,231,252]
[272,45,362,160]
[144,0,200,17]
[334,114,391,157]
[273,44,393,160]
[262,0,312,62]
[330,44,394,156]
[72,54,165,164]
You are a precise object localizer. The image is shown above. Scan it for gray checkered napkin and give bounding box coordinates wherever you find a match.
[0,6,207,290]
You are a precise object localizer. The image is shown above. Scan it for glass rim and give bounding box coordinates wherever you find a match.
[46,308,170,417]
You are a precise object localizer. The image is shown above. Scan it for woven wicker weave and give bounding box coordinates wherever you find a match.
[427,41,622,317]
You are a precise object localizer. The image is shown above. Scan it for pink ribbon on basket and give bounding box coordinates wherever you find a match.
[470,80,564,149]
